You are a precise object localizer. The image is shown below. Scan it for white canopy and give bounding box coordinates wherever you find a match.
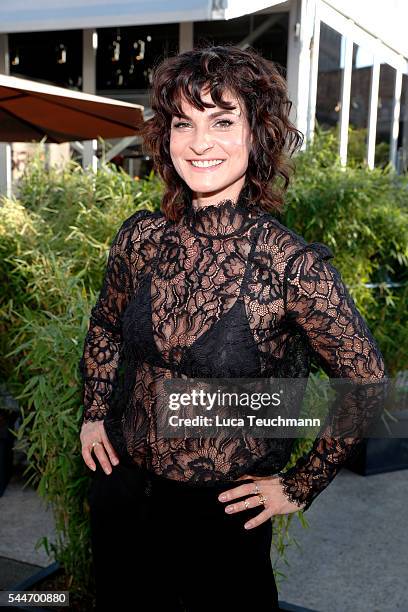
[324,0,408,59]
[0,0,283,32]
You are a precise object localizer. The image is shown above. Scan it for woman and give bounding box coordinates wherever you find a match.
[79,44,387,611]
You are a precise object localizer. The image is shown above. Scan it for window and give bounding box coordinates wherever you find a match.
[9,30,82,89]
[96,24,179,108]
[348,43,374,165]
[194,13,288,69]
[315,22,343,131]
[397,73,408,173]
[375,62,396,168]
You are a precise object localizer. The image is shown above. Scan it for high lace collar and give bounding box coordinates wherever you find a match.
[184,184,262,238]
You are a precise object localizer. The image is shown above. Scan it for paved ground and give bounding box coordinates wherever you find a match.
[0,464,407,610]
[0,469,56,571]
[274,468,408,611]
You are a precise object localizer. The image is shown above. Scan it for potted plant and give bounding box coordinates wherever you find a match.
[0,384,21,496]
[345,371,408,475]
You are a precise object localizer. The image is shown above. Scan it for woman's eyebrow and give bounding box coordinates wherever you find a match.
[173,110,239,120]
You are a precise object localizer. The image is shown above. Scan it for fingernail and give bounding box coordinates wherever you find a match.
[219,494,227,501]
[112,459,119,466]
[226,506,234,513]
[244,522,252,530]
[91,466,96,471]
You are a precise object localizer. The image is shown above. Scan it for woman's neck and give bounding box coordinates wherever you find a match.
[184,183,262,238]
[190,179,247,212]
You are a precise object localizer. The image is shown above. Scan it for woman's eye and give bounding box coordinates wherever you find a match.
[172,119,234,129]
[215,119,234,128]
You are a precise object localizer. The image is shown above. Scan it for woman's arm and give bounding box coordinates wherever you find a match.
[277,242,389,512]
[78,215,138,426]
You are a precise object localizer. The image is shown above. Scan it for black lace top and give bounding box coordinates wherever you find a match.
[79,184,388,512]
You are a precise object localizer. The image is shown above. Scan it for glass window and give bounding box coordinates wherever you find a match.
[9,30,82,89]
[194,13,288,69]
[96,24,179,108]
[375,62,396,167]
[348,43,374,166]
[397,73,408,173]
[315,22,343,132]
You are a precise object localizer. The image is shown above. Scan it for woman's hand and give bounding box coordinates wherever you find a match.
[80,420,120,475]
[217,474,306,529]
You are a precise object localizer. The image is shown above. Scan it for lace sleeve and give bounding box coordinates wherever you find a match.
[277,242,389,512]
[78,217,136,426]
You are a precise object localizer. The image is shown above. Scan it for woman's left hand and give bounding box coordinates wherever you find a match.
[217,474,306,529]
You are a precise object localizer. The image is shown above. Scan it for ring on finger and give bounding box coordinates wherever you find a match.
[91,441,102,449]
[253,482,260,495]
[258,493,267,506]
[243,498,250,510]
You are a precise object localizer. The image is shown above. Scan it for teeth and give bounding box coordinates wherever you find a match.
[190,159,224,168]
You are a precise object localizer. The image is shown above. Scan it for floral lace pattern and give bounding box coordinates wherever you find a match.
[79,184,388,510]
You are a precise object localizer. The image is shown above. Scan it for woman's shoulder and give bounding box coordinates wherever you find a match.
[114,207,166,244]
[106,208,166,256]
[120,207,165,231]
[259,213,334,263]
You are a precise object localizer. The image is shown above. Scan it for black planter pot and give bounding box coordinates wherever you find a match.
[345,410,408,475]
[0,410,18,497]
[7,561,61,611]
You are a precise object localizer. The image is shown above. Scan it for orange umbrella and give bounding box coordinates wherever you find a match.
[0,73,144,143]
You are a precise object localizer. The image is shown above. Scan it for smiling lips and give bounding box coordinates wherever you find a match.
[187,159,226,170]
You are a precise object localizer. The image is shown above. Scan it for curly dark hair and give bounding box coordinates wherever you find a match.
[138,43,304,221]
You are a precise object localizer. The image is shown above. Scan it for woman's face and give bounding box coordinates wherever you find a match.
[169,87,253,207]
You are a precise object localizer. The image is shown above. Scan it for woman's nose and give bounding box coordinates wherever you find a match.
[189,128,215,154]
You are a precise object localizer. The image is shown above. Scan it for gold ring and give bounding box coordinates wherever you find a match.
[91,441,101,449]
[243,498,250,509]
[258,493,267,506]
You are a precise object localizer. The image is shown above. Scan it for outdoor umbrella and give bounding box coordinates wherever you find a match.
[0,73,144,143]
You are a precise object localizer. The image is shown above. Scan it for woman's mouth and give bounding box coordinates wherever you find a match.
[187,159,226,171]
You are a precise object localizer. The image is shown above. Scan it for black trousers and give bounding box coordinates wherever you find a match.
[87,460,280,611]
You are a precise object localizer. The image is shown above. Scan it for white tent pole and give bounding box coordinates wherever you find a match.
[104,136,139,163]
[71,142,84,154]
[82,29,98,172]
[0,33,12,199]
[0,139,12,200]
[239,14,282,50]
[286,0,317,151]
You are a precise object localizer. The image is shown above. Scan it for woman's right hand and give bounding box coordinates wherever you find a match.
[80,419,120,475]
